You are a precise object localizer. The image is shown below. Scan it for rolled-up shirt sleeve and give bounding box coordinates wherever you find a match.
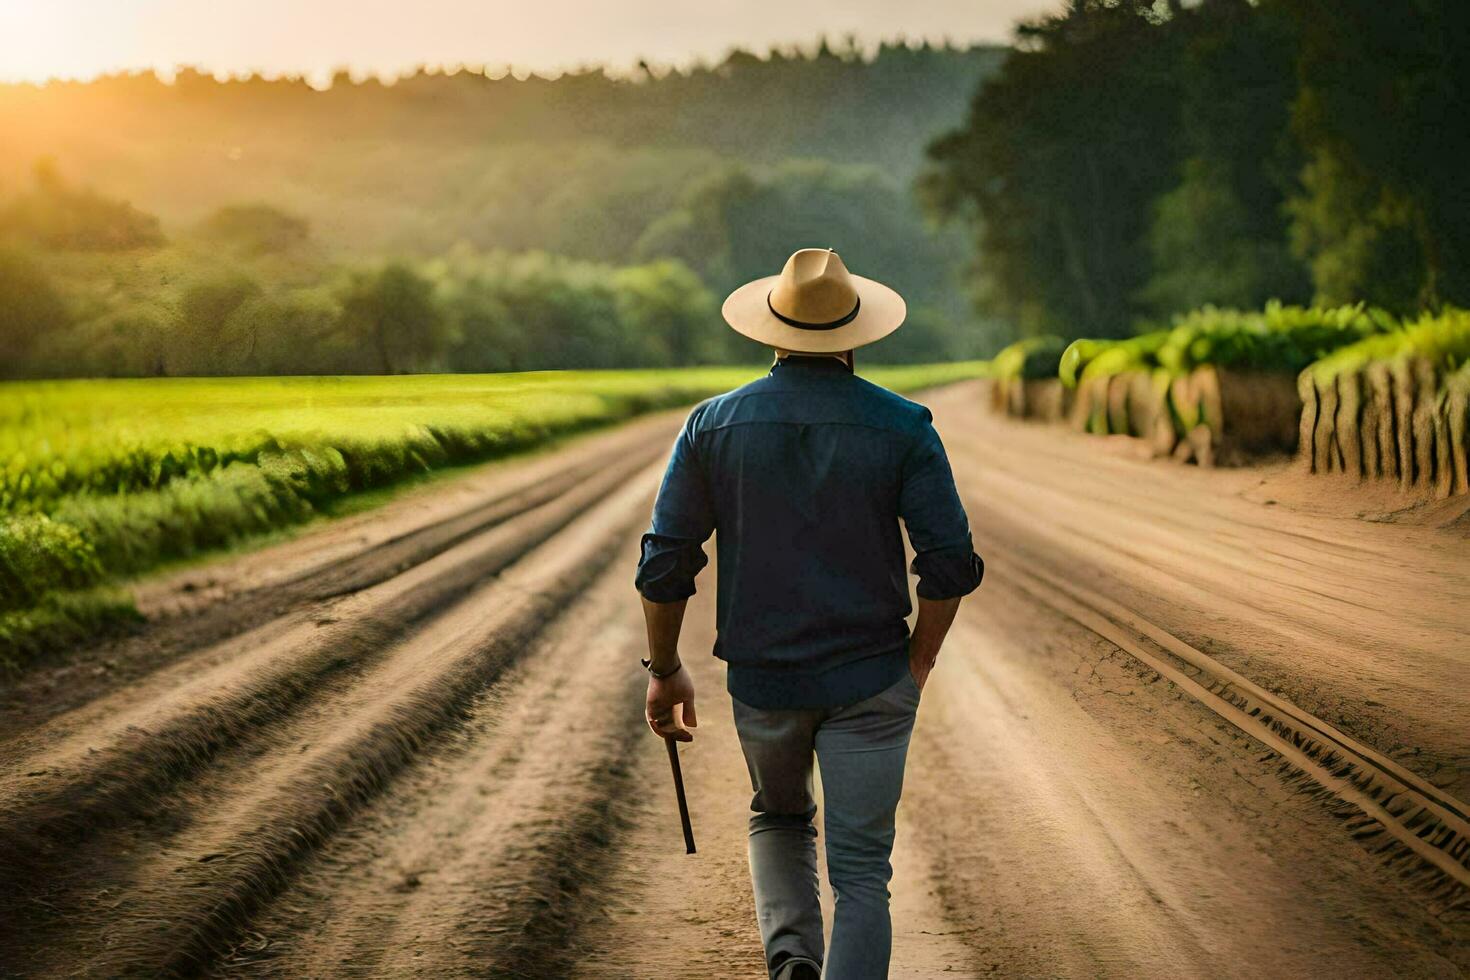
[899,412,984,600]
[635,409,715,603]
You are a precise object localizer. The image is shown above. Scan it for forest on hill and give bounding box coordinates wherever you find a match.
[924,0,1470,339]
[0,41,1006,378]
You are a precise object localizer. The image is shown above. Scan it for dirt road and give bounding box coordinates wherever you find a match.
[1,381,1466,978]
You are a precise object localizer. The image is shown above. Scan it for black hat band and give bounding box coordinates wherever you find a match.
[766,292,861,331]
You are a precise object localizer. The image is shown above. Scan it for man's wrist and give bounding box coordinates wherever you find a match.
[641,656,683,679]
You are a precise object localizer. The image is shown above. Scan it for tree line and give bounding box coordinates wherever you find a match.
[923,0,1470,340]
[0,161,991,378]
[0,42,1012,378]
[0,243,732,379]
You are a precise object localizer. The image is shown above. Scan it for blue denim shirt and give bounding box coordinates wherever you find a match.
[635,356,984,709]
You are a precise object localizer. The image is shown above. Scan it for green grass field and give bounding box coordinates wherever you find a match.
[0,362,986,667]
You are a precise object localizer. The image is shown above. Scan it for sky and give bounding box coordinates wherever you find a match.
[0,0,1058,86]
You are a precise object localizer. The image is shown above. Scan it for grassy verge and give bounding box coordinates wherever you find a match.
[0,362,986,669]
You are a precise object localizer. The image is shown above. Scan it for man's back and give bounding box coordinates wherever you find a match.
[636,355,982,709]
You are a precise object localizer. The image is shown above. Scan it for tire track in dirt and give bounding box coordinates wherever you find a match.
[0,434,664,910]
[0,412,683,740]
[1007,552,1470,905]
[0,455,666,975]
[221,535,659,978]
[898,579,1466,977]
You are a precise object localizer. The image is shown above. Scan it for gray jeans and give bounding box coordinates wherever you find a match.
[731,671,921,980]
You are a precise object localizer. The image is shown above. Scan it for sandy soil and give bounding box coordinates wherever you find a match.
[0,381,1465,978]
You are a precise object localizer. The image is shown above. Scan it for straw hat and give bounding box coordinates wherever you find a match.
[721,248,906,353]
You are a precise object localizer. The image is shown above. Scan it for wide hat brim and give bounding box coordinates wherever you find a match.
[721,273,906,353]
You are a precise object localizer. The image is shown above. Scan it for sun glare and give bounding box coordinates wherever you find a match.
[5,3,151,83]
[0,0,1046,85]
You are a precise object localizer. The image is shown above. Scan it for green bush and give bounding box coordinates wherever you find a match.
[1059,333,1168,388]
[1158,303,1394,375]
[1061,303,1395,387]
[1306,308,1470,382]
[991,336,1066,381]
[0,514,104,611]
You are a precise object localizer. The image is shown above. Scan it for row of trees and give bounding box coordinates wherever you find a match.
[1,244,748,379]
[0,155,994,379]
[6,239,990,380]
[924,0,1470,339]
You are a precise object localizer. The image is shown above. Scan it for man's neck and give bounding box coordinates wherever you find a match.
[774,349,854,371]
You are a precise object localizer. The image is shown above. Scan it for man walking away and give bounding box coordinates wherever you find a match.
[635,248,983,980]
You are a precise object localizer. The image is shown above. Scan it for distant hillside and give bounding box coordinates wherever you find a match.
[0,42,1015,379]
[0,42,1005,259]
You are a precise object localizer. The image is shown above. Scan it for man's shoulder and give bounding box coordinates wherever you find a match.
[686,370,931,437]
[847,375,934,430]
[684,379,758,427]
[683,372,778,429]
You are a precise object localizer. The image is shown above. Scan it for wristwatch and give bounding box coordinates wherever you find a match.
[640,658,683,679]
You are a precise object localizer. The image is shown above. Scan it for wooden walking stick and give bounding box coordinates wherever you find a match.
[664,736,696,854]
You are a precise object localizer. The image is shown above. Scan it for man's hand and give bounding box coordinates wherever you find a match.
[646,666,698,742]
[908,652,936,691]
[908,595,962,693]
[640,596,695,740]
